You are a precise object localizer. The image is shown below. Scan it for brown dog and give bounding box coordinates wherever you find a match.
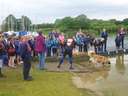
[88,51,111,65]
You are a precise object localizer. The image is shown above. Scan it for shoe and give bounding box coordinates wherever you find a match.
[0,74,6,78]
[69,67,74,70]
[24,76,33,81]
[57,65,61,68]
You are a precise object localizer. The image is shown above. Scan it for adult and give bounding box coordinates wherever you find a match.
[118,28,126,49]
[35,32,46,70]
[100,28,108,52]
[115,34,121,50]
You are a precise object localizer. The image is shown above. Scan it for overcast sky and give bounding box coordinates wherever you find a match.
[0,0,128,24]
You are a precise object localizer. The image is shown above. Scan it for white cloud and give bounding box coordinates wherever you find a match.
[95,0,128,6]
[0,0,128,24]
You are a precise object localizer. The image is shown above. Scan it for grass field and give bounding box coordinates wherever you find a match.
[0,65,92,96]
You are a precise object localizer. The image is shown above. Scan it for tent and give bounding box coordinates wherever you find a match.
[19,31,28,36]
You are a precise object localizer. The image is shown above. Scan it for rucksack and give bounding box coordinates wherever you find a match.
[8,47,15,54]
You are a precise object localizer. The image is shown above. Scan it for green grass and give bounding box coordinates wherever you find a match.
[0,66,92,96]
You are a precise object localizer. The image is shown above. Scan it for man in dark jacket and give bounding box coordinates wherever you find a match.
[101,28,108,52]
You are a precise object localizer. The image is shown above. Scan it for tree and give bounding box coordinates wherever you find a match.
[74,14,90,29]
[55,17,75,32]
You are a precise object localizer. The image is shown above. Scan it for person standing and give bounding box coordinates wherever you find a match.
[118,28,126,49]
[101,28,108,52]
[115,34,121,50]
[7,38,16,68]
[0,40,6,78]
[35,32,46,70]
[20,36,33,81]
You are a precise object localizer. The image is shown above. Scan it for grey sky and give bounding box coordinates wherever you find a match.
[0,0,128,24]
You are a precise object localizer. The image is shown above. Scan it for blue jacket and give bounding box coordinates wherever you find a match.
[14,40,21,54]
[101,32,108,40]
[20,42,32,60]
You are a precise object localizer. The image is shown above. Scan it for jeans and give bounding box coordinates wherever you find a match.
[38,52,45,69]
[2,55,8,66]
[59,51,73,65]
[47,47,51,57]
[23,59,31,80]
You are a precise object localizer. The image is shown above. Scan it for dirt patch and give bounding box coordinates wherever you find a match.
[72,75,104,96]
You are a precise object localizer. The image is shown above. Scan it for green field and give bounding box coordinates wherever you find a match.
[0,66,92,96]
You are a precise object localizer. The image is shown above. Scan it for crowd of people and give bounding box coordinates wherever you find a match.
[0,27,127,81]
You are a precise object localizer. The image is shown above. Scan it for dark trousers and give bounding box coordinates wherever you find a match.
[52,47,57,56]
[23,59,31,80]
[79,45,83,52]
[103,40,107,52]
[121,36,124,48]
[59,47,73,68]
[47,47,51,57]
[83,44,88,52]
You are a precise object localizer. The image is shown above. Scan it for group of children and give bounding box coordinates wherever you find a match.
[0,34,34,80]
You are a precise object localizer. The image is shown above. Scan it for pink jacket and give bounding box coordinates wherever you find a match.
[35,35,46,53]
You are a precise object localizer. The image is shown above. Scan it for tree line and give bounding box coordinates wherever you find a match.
[1,14,128,36]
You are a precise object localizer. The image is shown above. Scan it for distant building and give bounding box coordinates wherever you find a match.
[1,15,32,32]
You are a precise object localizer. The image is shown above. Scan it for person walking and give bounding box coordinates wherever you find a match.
[57,38,74,69]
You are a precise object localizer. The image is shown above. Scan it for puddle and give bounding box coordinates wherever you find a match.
[73,55,128,96]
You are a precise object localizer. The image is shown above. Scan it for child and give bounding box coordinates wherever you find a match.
[57,38,74,69]
[7,38,16,68]
[20,36,33,81]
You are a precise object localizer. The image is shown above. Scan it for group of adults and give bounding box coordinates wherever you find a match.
[0,27,127,81]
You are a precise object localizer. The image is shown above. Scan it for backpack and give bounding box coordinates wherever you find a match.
[46,40,52,47]
[8,48,15,54]
[8,43,15,55]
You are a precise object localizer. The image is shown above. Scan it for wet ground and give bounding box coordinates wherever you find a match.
[107,36,128,51]
[73,54,128,96]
